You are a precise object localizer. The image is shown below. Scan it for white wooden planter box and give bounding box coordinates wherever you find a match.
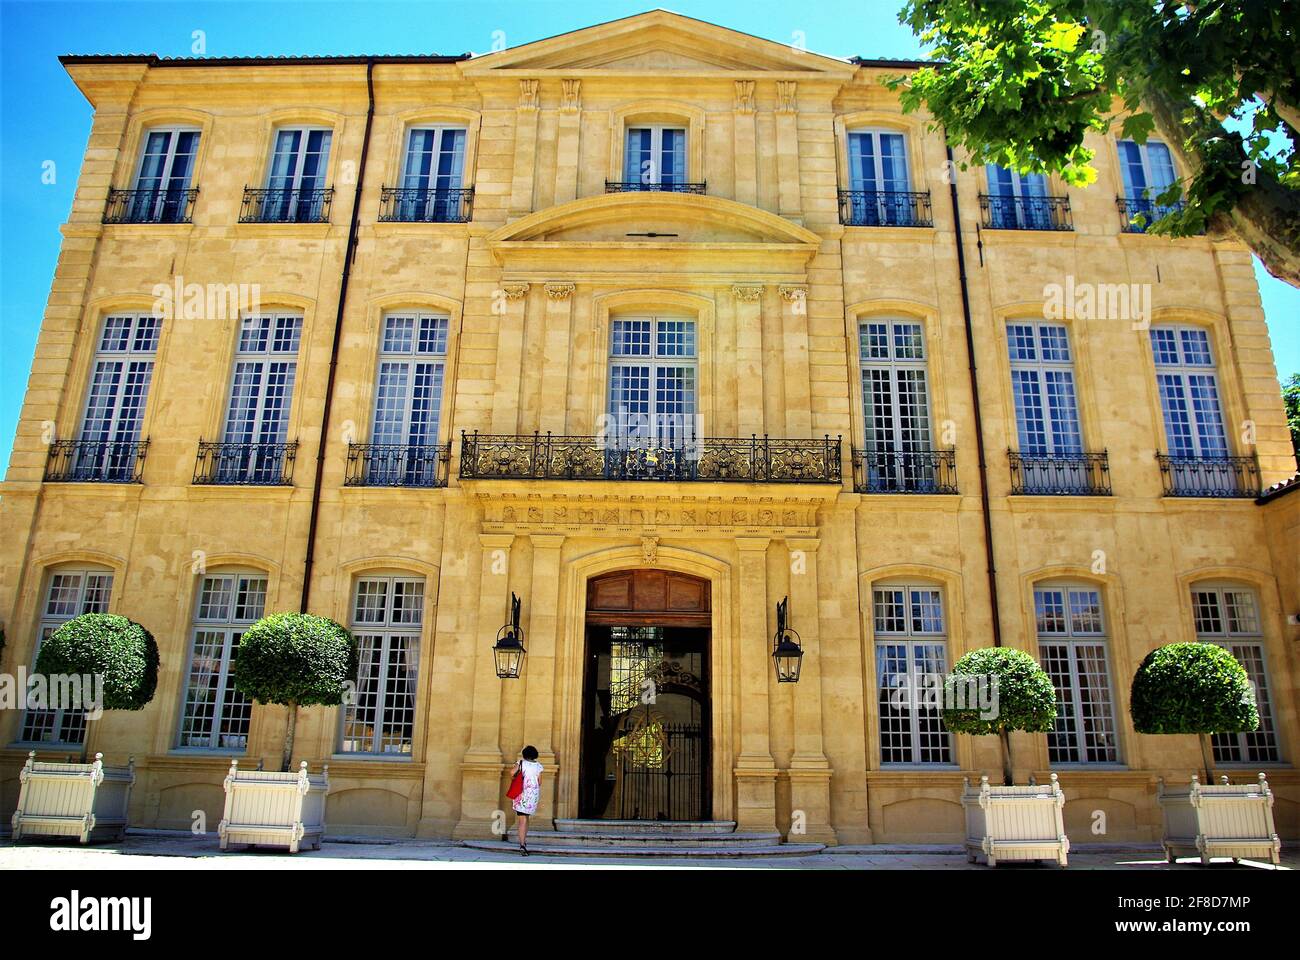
[218,760,329,853]
[1157,773,1282,865]
[11,751,135,844]
[961,773,1070,866]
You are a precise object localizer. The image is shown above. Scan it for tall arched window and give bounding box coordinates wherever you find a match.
[857,319,939,492]
[1033,582,1119,763]
[177,571,266,750]
[19,567,114,744]
[872,581,953,765]
[340,574,424,756]
[71,314,160,481]
[1191,583,1280,763]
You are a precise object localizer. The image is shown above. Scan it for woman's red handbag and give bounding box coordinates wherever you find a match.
[506,764,524,801]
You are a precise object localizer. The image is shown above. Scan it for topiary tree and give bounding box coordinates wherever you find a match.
[1130,642,1259,783]
[233,613,358,772]
[942,646,1057,786]
[34,613,160,714]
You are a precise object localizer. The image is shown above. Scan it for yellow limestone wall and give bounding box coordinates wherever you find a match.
[0,12,1296,845]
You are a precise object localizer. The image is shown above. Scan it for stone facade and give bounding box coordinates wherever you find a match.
[1,11,1296,845]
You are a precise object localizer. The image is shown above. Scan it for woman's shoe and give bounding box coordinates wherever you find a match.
[519,844,529,857]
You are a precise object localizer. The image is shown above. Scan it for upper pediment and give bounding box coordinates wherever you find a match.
[462,10,854,76]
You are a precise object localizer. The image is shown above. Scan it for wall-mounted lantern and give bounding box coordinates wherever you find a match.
[772,596,803,683]
[493,593,526,679]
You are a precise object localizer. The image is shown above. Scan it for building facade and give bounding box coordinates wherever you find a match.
[1,11,1297,844]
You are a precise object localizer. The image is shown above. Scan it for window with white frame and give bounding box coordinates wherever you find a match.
[1034,584,1120,763]
[218,313,303,482]
[1191,585,1280,764]
[846,129,914,224]
[74,314,161,480]
[607,317,697,447]
[985,165,1051,228]
[624,126,687,185]
[341,576,424,756]
[398,127,466,220]
[177,573,265,750]
[130,127,200,222]
[262,127,332,220]
[1117,139,1177,202]
[873,583,953,764]
[365,313,449,485]
[19,569,114,744]
[859,319,936,490]
[1150,325,1229,462]
[1007,322,1083,457]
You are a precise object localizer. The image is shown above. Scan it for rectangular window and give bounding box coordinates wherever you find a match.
[261,127,332,221]
[341,577,424,756]
[873,585,953,764]
[608,317,697,447]
[19,570,114,744]
[1118,139,1176,200]
[1192,587,1280,764]
[985,164,1053,229]
[131,128,200,223]
[399,127,466,220]
[217,314,303,483]
[625,127,686,185]
[1035,586,1120,763]
[177,574,266,750]
[366,313,449,485]
[1008,322,1083,456]
[859,320,938,491]
[74,314,160,480]
[1150,325,1238,494]
[847,130,913,225]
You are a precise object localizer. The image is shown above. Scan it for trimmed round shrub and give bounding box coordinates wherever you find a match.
[1130,642,1258,735]
[234,613,358,707]
[33,613,159,711]
[941,646,1057,736]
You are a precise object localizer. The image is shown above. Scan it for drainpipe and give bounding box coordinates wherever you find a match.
[300,59,376,613]
[946,145,1014,786]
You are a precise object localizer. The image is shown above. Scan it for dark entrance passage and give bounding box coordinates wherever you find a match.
[579,570,711,821]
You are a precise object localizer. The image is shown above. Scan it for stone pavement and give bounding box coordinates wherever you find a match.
[0,832,1293,870]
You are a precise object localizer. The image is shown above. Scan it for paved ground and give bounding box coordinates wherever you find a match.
[1,833,1293,869]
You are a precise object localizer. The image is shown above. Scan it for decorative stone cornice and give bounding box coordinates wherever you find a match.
[731,284,763,302]
[501,283,531,301]
[734,80,756,114]
[544,282,575,301]
[560,79,582,113]
[518,79,540,110]
[776,81,798,114]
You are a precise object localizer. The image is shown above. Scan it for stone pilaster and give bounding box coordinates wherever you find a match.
[508,80,540,218]
[522,534,565,829]
[733,81,757,206]
[734,537,778,831]
[732,285,765,436]
[553,80,582,204]
[539,283,575,435]
[775,81,802,221]
[779,285,813,437]
[489,284,530,434]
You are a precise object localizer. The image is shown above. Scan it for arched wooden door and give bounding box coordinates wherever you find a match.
[579,570,711,820]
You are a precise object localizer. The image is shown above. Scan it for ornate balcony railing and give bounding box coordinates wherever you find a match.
[240,187,333,223]
[979,195,1073,231]
[103,187,198,224]
[378,186,474,223]
[345,442,451,488]
[851,447,958,494]
[459,432,842,483]
[604,180,707,194]
[44,439,148,483]
[193,440,297,486]
[838,190,933,227]
[1117,196,1190,233]
[1156,454,1259,498]
[1009,450,1111,496]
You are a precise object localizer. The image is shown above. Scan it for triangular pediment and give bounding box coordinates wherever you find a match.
[464,10,853,76]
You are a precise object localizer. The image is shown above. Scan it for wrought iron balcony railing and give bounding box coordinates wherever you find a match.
[1156,454,1259,498]
[378,186,474,223]
[193,440,297,486]
[852,447,958,494]
[1117,196,1189,233]
[1009,450,1111,495]
[838,190,933,227]
[44,439,149,483]
[240,187,333,223]
[459,432,842,483]
[979,195,1073,231]
[345,442,451,488]
[604,180,707,194]
[103,187,198,224]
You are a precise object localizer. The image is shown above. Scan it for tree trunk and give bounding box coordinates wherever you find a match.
[281,700,298,773]
[1198,732,1216,785]
[999,727,1014,786]
[1141,84,1300,288]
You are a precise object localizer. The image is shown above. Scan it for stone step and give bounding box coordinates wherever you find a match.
[553,819,738,836]
[492,830,782,848]
[462,838,825,858]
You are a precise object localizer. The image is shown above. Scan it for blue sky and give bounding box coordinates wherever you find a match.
[1,0,1296,471]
